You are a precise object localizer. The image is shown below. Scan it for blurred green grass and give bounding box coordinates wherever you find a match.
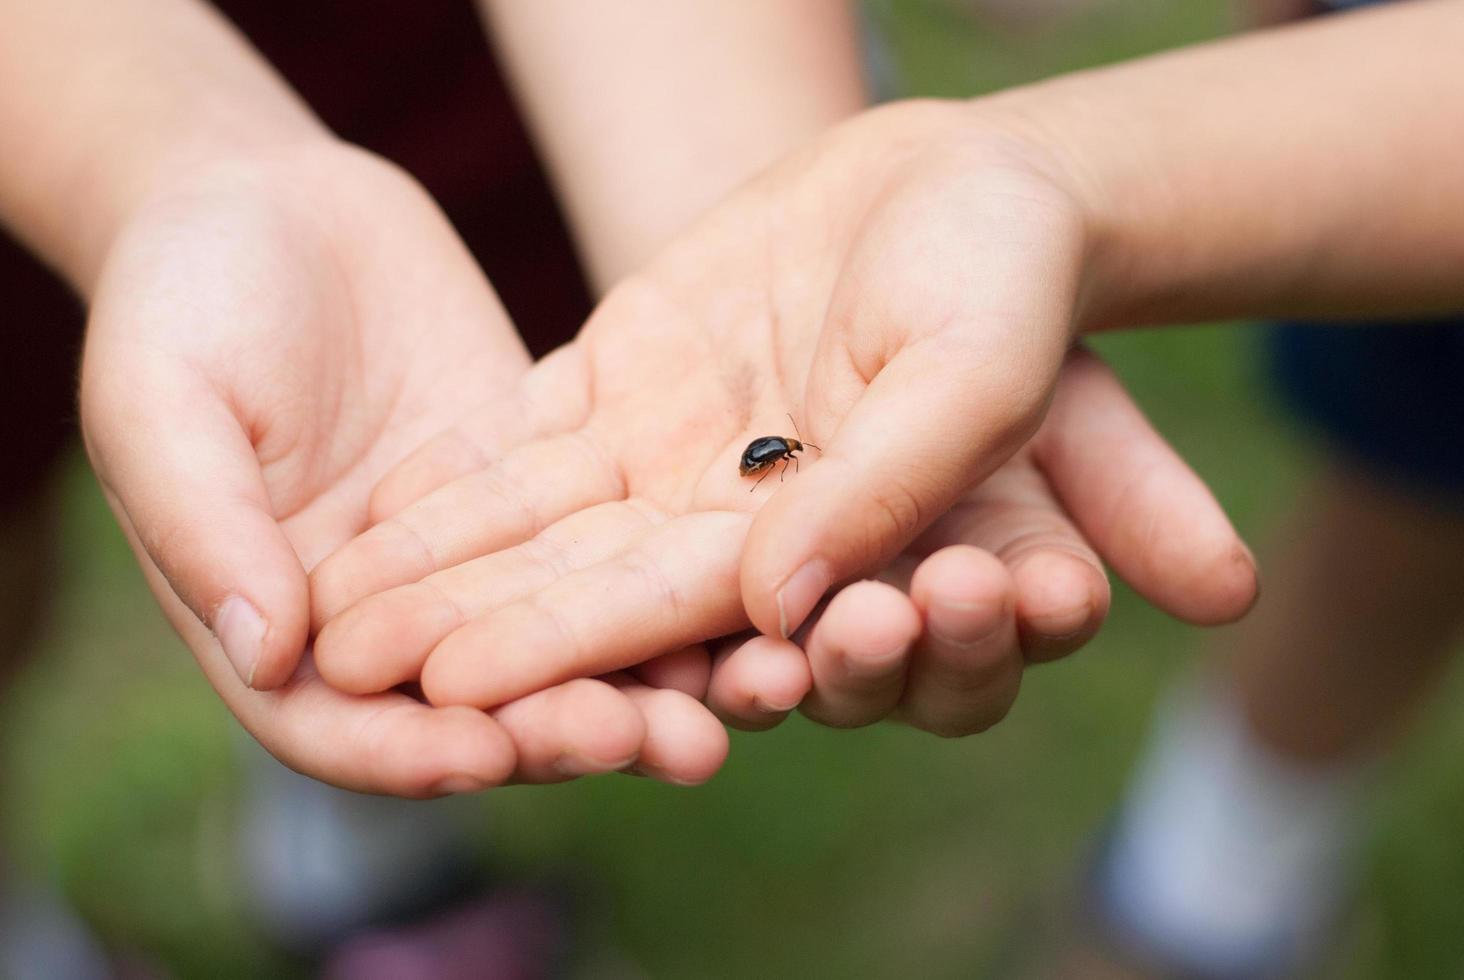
[5,2,1464,978]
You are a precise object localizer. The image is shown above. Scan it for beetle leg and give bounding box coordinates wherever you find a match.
[751,467,772,492]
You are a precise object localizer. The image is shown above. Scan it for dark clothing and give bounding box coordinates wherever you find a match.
[1269,319,1464,497]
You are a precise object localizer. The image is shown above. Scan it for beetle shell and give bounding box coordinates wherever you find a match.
[739,436,802,475]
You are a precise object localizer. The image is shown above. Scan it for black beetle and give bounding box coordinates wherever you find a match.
[740,414,821,491]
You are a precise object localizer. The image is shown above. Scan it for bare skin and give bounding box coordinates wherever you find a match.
[306,106,1255,722]
[81,144,732,794]
[2,0,861,795]
[2,0,1246,795]
[314,1,1464,747]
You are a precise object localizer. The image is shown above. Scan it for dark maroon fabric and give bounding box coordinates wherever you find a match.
[0,0,589,518]
[212,0,591,353]
[0,232,83,515]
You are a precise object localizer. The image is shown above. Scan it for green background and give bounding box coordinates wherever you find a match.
[6,2,1464,977]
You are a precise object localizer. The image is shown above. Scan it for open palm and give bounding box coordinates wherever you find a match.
[82,143,725,794]
[310,104,1255,730]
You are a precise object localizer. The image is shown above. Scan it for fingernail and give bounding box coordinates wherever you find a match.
[1024,609,1090,640]
[431,774,488,796]
[752,694,802,714]
[214,595,266,688]
[776,560,832,639]
[554,751,636,778]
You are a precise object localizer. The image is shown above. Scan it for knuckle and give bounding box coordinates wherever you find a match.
[415,579,468,633]
[619,550,684,625]
[568,430,629,501]
[519,534,575,582]
[347,702,417,792]
[475,465,543,539]
[862,481,927,561]
[998,527,1102,577]
[379,516,440,579]
[520,596,586,685]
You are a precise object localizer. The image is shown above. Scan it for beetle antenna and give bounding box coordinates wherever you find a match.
[789,413,822,452]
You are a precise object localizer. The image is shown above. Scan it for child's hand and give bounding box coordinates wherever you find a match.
[82,142,726,793]
[308,102,1255,720]
[706,351,1255,735]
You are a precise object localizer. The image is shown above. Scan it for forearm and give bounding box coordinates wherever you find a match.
[480,0,867,291]
[995,0,1464,329]
[0,0,327,293]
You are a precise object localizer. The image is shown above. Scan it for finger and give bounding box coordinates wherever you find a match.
[603,674,731,786]
[1033,350,1258,624]
[706,635,813,731]
[259,674,521,797]
[315,499,663,694]
[109,504,518,796]
[490,678,645,783]
[1011,548,1108,661]
[309,428,626,629]
[900,545,1023,736]
[740,347,1040,641]
[131,510,525,801]
[800,579,922,728]
[920,459,1110,662]
[421,511,750,708]
[369,343,594,522]
[630,645,713,699]
[82,360,308,691]
[740,191,1081,639]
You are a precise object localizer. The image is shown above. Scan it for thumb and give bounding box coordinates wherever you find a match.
[741,328,1065,640]
[741,166,1086,638]
[83,360,308,690]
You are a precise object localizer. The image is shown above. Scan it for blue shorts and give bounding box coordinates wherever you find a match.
[1268,318,1464,498]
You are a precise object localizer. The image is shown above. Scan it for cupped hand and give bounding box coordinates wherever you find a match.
[706,349,1257,735]
[80,142,725,794]
[310,101,1255,721]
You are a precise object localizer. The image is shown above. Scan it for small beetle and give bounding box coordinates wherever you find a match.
[740,414,821,491]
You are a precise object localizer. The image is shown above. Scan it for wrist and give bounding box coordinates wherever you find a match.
[935,75,1190,336]
[71,122,337,298]
[889,94,1121,339]
[0,0,334,296]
